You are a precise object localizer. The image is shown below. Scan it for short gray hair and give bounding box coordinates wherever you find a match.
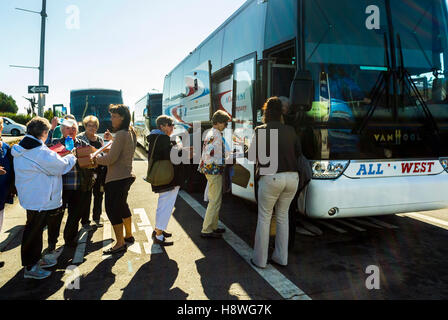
[26,117,50,139]
[156,115,174,129]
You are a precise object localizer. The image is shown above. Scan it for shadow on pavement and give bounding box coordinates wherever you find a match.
[0,267,65,300]
[63,252,125,300]
[0,225,24,253]
[172,199,282,300]
[121,253,188,300]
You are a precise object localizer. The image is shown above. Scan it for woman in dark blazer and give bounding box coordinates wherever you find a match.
[147,115,187,246]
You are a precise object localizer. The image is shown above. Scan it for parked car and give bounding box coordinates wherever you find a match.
[2,117,26,136]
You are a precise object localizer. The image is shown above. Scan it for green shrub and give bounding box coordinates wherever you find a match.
[0,113,33,125]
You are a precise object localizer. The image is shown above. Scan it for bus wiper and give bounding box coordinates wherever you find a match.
[354,33,441,139]
[353,33,391,135]
[396,34,440,138]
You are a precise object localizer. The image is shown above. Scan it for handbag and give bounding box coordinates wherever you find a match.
[297,154,312,193]
[146,135,175,186]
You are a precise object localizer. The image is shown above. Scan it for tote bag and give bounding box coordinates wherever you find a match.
[146,135,174,186]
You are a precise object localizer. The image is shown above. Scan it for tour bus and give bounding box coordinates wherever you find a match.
[162,0,448,220]
[133,93,163,150]
[71,88,123,133]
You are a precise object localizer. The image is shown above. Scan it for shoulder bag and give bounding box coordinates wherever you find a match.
[146,135,174,186]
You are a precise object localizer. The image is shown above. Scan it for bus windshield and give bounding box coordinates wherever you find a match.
[302,0,448,160]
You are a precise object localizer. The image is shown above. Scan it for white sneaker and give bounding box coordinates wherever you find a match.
[38,257,57,269]
[24,264,52,280]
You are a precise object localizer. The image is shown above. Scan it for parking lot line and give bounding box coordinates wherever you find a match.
[401,212,448,230]
[179,190,311,300]
[72,228,89,264]
[102,219,113,260]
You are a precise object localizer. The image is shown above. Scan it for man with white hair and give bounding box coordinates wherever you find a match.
[46,119,94,251]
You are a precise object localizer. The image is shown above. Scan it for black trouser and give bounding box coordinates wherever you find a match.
[46,207,64,249]
[50,190,91,246]
[21,209,58,267]
[105,177,135,226]
[81,179,104,225]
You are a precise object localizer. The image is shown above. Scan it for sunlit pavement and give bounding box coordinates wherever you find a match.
[1,150,448,300]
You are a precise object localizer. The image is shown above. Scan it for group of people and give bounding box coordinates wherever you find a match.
[148,96,302,270]
[0,104,137,280]
[0,95,302,279]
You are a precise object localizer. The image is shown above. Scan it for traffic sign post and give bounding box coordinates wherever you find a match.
[28,85,49,94]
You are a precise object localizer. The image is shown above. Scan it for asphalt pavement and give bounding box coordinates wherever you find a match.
[1,146,448,300]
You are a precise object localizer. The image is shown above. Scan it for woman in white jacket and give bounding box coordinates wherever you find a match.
[12,117,76,280]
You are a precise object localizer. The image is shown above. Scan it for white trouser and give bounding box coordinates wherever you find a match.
[253,172,299,268]
[155,187,180,231]
[0,209,3,233]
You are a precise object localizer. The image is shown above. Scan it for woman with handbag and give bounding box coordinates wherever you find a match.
[93,105,137,255]
[147,115,188,246]
[248,97,301,269]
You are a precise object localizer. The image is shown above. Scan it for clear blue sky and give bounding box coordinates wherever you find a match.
[0,0,247,114]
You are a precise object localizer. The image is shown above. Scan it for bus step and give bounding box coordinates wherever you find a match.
[334,220,366,232]
[314,220,348,234]
[348,218,383,229]
[296,226,316,237]
[297,219,324,236]
[365,217,399,229]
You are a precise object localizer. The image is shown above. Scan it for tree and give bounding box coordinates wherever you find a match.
[44,108,54,122]
[0,92,19,114]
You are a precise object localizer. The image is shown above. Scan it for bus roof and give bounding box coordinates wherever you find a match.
[135,93,162,105]
[70,88,122,94]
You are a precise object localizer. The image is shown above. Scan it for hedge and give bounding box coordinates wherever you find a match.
[0,113,33,125]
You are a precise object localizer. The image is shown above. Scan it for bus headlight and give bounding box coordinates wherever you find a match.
[311,160,350,179]
[440,158,448,173]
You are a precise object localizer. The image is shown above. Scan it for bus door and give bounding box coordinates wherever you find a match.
[231,52,257,202]
[268,63,296,98]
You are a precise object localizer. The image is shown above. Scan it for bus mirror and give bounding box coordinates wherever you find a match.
[289,71,314,112]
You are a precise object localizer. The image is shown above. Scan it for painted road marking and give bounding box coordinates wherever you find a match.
[127,223,142,254]
[366,217,399,229]
[72,228,89,264]
[133,208,163,254]
[400,212,448,230]
[134,208,151,227]
[335,220,366,232]
[314,220,348,234]
[179,190,311,301]
[135,148,147,160]
[103,219,113,260]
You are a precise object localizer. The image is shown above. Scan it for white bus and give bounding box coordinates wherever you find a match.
[162,0,448,220]
[133,93,163,150]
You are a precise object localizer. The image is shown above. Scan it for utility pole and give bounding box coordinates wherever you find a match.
[10,0,48,117]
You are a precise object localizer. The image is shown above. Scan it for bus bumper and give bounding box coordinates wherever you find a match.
[298,173,448,219]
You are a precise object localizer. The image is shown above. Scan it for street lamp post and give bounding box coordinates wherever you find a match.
[38,0,47,117]
[11,0,47,117]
